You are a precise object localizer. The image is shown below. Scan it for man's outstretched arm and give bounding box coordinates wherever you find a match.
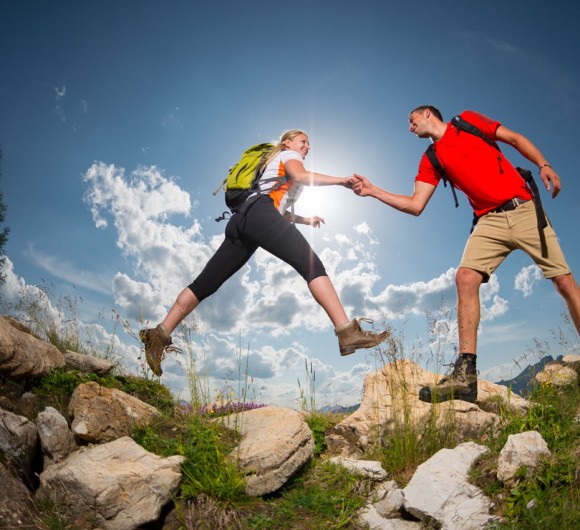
[352,174,436,216]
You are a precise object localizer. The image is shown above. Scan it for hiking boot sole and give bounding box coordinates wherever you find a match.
[340,337,387,356]
[418,384,477,404]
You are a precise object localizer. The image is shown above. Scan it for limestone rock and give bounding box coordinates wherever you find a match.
[535,362,578,387]
[0,316,65,378]
[0,461,44,529]
[69,382,160,443]
[35,436,184,530]
[402,442,495,529]
[37,406,77,467]
[497,431,551,486]
[64,349,114,374]
[0,407,39,483]
[216,406,315,496]
[328,456,388,480]
[327,360,522,457]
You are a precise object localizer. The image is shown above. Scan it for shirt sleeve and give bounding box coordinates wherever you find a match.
[280,150,303,164]
[415,151,441,186]
[461,110,501,140]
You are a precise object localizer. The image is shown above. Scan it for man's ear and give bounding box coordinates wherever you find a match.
[424,108,431,119]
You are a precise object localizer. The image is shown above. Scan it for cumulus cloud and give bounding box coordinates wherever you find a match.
[76,161,539,406]
[369,267,456,319]
[514,264,542,297]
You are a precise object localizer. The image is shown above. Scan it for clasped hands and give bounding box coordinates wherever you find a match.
[345,174,371,196]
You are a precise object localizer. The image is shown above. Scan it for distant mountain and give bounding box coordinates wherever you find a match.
[318,403,360,414]
[495,355,562,396]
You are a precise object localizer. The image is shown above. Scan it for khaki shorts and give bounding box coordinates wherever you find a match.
[459,200,571,282]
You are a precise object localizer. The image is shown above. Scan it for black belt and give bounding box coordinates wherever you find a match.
[491,197,530,213]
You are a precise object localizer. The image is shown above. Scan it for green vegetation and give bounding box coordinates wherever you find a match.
[476,382,579,529]
[2,288,578,528]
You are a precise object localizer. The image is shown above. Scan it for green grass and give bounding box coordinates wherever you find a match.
[473,382,579,529]
[5,287,577,529]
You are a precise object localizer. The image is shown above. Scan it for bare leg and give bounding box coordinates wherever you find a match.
[552,273,580,335]
[308,276,349,327]
[161,287,200,333]
[455,267,485,354]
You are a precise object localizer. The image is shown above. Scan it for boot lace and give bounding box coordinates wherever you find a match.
[159,343,183,362]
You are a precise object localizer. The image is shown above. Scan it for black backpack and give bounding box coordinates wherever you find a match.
[425,115,547,231]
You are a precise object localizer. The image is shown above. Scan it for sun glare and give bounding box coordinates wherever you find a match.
[295,186,357,230]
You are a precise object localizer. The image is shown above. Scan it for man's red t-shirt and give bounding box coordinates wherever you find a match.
[415,110,533,217]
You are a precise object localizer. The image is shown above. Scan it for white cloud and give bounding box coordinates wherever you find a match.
[77,161,543,407]
[369,267,456,319]
[514,264,542,297]
[28,245,112,295]
[54,85,66,99]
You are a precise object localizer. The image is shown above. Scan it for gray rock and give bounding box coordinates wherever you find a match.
[69,382,160,443]
[35,436,184,530]
[64,349,114,374]
[0,460,44,529]
[0,407,39,483]
[359,504,422,529]
[402,441,494,530]
[216,406,315,496]
[326,360,527,458]
[37,406,77,466]
[0,316,65,378]
[328,456,388,480]
[497,431,551,486]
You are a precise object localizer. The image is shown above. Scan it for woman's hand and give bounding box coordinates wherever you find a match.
[306,216,325,228]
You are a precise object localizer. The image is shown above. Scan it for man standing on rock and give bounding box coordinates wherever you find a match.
[353,105,580,404]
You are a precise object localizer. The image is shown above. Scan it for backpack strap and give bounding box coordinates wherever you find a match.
[450,115,501,152]
[425,144,459,208]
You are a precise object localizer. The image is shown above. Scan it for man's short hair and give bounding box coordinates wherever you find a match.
[409,105,443,121]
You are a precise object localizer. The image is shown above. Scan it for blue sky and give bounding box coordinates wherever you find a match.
[1,1,579,408]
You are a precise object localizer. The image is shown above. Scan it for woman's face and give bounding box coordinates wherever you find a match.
[283,133,310,159]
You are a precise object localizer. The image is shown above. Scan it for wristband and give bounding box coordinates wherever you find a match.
[538,163,551,171]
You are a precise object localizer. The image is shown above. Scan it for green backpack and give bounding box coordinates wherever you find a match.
[213,143,275,218]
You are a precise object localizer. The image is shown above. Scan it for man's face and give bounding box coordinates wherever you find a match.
[408,111,429,138]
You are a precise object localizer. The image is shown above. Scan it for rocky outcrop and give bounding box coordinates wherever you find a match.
[0,460,44,529]
[535,354,580,387]
[0,314,323,527]
[0,316,65,378]
[326,360,528,458]
[1,312,577,529]
[355,441,501,529]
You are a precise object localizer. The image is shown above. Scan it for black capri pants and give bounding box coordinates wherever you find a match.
[188,195,328,302]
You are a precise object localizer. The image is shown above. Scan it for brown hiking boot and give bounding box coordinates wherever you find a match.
[335,318,390,356]
[139,323,176,377]
[419,354,478,404]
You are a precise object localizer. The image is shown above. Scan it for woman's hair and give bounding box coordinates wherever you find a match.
[264,129,307,165]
